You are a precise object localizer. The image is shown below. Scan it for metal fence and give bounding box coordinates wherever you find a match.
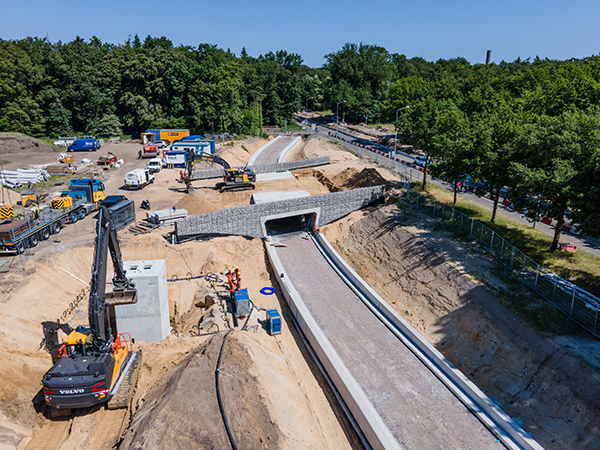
[406,190,600,338]
[330,131,600,337]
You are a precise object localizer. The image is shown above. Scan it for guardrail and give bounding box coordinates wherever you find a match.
[407,190,600,339]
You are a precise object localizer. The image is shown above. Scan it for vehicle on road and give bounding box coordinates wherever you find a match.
[146,158,163,174]
[414,156,428,167]
[125,169,154,190]
[68,138,101,152]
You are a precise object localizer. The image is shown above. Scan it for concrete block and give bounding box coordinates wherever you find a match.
[114,260,170,343]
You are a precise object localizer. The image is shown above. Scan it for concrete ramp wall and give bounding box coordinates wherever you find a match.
[190,156,330,181]
[175,185,384,241]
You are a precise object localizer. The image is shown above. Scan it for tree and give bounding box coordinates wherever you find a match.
[396,96,465,189]
[509,110,600,251]
[324,43,394,123]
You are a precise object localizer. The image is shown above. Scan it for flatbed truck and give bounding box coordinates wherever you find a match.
[0,178,107,254]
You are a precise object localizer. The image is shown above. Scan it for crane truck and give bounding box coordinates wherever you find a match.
[42,205,141,416]
[180,147,256,193]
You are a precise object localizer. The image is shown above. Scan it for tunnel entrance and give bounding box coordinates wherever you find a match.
[265,212,318,235]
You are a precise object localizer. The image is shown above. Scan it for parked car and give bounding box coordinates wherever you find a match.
[414,156,428,167]
[147,158,163,174]
[68,138,101,152]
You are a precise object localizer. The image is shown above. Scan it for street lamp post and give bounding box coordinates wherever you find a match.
[336,100,346,137]
[305,97,313,133]
[394,105,410,158]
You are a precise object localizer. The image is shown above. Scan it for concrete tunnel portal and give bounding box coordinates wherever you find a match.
[262,210,319,236]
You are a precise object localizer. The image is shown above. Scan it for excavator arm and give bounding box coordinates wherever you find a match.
[89,205,136,353]
[182,148,231,192]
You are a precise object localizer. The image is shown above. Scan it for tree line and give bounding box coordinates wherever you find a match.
[1,35,599,246]
[387,56,600,250]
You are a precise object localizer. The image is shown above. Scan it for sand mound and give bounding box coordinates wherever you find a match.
[343,167,388,189]
[0,137,54,154]
[331,167,359,188]
[119,333,282,450]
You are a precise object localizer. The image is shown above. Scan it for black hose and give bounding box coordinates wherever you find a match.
[241,305,254,331]
[216,330,237,450]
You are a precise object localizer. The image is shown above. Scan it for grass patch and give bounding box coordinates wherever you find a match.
[488,265,587,336]
[314,110,334,116]
[286,121,302,131]
[413,182,600,297]
[365,122,395,130]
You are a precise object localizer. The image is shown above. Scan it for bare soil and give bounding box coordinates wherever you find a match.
[0,137,55,155]
[0,133,599,450]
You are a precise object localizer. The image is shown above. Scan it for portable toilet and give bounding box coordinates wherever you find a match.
[266,309,281,335]
[234,288,251,315]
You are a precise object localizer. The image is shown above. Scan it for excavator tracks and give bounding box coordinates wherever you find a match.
[107,350,142,410]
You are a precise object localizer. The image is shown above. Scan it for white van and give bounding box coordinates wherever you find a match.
[147,158,163,174]
[124,169,155,190]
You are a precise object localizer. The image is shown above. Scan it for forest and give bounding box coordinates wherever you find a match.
[1,35,600,244]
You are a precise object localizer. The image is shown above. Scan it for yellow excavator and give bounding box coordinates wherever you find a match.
[42,205,140,416]
[180,148,256,193]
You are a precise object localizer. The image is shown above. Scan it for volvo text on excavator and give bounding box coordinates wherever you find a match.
[42,205,140,415]
[180,148,256,193]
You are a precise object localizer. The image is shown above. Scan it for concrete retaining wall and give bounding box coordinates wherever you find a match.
[312,231,545,450]
[175,185,384,241]
[190,156,330,181]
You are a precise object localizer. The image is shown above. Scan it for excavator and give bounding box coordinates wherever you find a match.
[42,205,140,416]
[180,148,256,193]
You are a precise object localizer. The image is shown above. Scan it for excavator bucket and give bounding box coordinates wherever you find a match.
[106,288,138,306]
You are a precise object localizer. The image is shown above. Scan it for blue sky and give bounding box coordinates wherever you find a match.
[2,0,600,67]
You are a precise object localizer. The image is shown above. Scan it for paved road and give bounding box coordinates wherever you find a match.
[311,123,600,259]
[272,230,503,450]
[250,135,298,165]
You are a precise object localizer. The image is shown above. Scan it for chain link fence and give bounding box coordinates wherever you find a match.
[329,130,600,337]
[407,190,600,338]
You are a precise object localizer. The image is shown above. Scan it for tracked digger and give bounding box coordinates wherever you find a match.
[180,148,256,193]
[42,205,141,416]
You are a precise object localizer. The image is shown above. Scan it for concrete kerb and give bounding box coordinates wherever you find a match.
[247,135,282,166]
[276,136,302,163]
[264,240,401,450]
[311,230,545,450]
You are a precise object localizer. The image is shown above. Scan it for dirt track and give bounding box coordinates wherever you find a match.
[1,134,599,449]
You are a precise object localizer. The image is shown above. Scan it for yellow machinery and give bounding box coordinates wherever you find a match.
[0,205,14,219]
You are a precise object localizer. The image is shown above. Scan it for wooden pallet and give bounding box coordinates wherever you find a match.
[128,221,159,234]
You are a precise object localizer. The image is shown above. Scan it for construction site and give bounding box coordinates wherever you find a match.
[0,130,599,450]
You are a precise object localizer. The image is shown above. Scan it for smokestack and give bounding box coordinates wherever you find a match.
[486,50,492,64]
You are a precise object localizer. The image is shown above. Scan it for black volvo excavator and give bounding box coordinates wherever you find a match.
[180,148,256,193]
[42,205,140,415]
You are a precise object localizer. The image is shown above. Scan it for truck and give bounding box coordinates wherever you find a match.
[42,205,140,415]
[67,138,101,152]
[142,140,169,159]
[124,169,154,190]
[0,179,107,254]
[140,129,189,145]
[0,212,67,254]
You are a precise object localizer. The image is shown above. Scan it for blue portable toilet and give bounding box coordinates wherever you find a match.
[266,309,281,335]
[234,288,251,315]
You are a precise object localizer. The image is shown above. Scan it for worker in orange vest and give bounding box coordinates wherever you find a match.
[234,267,242,293]
[226,266,235,300]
